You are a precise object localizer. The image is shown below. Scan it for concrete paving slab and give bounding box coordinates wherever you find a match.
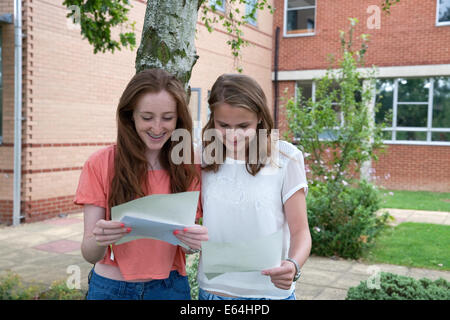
[331,272,370,290]
[408,214,447,224]
[303,256,354,272]
[33,240,81,254]
[442,216,450,225]
[347,263,375,275]
[43,218,83,226]
[0,242,24,256]
[2,248,60,266]
[410,210,448,216]
[65,233,84,242]
[314,287,348,300]
[348,262,410,277]
[35,225,84,240]
[295,282,324,300]
[68,212,84,219]
[298,268,342,287]
[420,269,450,282]
[2,233,56,248]
[0,229,32,241]
[369,263,411,277]
[378,208,413,218]
[65,249,83,256]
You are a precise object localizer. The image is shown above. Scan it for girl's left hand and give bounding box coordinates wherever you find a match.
[261,260,296,290]
[173,225,208,250]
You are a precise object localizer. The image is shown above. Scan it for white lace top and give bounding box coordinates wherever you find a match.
[197,140,308,299]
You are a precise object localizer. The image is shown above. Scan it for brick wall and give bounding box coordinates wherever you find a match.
[373,144,450,192]
[273,0,450,71]
[0,0,18,224]
[276,81,450,192]
[0,0,274,224]
[272,1,450,193]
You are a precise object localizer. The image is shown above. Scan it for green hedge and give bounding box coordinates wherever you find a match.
[346,272,450,300]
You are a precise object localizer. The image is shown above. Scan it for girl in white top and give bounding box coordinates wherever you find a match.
[196,74,312,300]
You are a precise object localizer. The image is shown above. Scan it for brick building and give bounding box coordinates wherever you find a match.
[273,0,450,192]
[1,0,449,225]
[0,0,274,224]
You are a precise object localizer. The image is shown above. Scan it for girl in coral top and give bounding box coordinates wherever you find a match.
[74,69,208,300]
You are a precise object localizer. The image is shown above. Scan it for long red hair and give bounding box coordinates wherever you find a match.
[108,68,198,209]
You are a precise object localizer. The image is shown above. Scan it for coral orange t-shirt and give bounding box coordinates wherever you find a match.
[74,145,202,281]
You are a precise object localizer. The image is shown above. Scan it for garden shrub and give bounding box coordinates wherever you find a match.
[186,252,200,300]
[285,20,391,260]
[0,271,85,300]
[346,272,450,300]
[39,280,86,300]
[307,180,390,259]
[0,272,41,300]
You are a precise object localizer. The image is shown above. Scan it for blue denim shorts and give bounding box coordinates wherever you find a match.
[198,288,296,300]
[86,268,191,300]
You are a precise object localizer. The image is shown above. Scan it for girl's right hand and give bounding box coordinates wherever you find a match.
[93,219,131,246]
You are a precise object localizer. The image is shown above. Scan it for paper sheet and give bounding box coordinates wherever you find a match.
[201,229,283,280]
[111,191,199,247]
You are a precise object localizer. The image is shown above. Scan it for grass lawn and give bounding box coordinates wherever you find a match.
[363,222,450,271]
[380,189,450,212]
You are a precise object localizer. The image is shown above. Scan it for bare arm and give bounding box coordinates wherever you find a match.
[262,188,311,290]
[285,188,311,269]
[81,204,130,264]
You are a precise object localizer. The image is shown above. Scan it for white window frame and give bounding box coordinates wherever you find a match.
[436,0,450,26]
[293,77,450,146]
[379,77,450,146]
[284,0,317,38]
[210,0,226,13]
[294,80,342,142]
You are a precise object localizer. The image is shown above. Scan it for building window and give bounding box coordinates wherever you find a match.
[376,77,450,145]
[295,80,347,141]
[284,0,316,37]
[210,0,226,12]
[0,27,3,144]
[437,0,450,26]
[245,0,258,26]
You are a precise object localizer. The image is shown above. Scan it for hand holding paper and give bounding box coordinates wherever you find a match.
[201,229,283,280]
[261,260,297,290]
[110,191,200,248]
[92,219,130,247]
[174,225,209,250]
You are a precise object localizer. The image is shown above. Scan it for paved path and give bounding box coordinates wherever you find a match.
[377,208,450,226]
[0,208,448,299]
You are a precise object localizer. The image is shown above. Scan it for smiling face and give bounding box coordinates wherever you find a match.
[213,103,259,157]
[132,90,178,156]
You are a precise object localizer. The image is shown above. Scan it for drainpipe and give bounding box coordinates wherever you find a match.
[273,27,280,129]
[13,0,23,226]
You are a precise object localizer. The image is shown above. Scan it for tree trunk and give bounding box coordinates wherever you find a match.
[135,0,200,90]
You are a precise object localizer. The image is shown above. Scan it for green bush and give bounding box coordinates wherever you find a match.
[346,272,450,300]
[0,272,41,300]
[0,272,86,300]
[307,180,390,259]
[186,253,200,300]
[39,280,86,300]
